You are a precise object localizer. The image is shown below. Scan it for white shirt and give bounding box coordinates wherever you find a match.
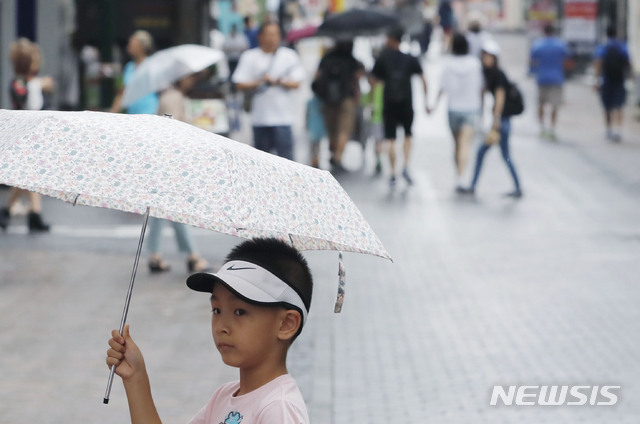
[232,47,305,126]
[188,374,310,424]
[440,55,483,113]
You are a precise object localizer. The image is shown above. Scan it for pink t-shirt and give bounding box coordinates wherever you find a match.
[188,374,309,424]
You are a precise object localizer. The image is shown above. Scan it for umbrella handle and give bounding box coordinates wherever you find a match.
[103,207,151,404]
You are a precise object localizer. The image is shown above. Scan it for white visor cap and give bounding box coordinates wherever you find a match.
[187,260,308,324]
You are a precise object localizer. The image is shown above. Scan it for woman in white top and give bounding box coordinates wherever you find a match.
[428,33,483,191]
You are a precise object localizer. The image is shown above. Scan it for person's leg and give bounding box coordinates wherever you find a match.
[401,102,415,184]
[171,221,208,272]
[469,142,490,190]
[146,217,170,272]
[382,102,398,185]
[498,118,521,195]
[25,191,50,232]
[252,126,271,153]
[537,86,546,136]
[334,98,356,163]
[456,124,474,181]
[322,105,339,161]
[273,125,294,160]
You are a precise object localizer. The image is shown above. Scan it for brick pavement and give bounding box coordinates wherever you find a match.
[1,32,640,424]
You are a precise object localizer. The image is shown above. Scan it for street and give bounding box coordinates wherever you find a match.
[1,31,639,423]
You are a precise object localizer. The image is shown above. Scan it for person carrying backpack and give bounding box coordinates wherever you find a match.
[460,39,523,199]
[594,26,632,142]
[312,41,364,172]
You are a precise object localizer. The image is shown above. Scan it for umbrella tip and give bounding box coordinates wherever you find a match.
[103,398,109,404]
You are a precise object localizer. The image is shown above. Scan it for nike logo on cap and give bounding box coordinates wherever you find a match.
[227,264,256,271]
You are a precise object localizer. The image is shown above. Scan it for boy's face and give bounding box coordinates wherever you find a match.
[209,284,286,369]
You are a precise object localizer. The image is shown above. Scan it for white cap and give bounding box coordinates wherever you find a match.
[187,260,308,324]
[482,38,501,57]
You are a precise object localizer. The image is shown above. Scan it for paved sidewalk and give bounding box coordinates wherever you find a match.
[1,32,639,424]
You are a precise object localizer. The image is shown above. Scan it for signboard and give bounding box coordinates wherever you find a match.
[563,0,598,42]
[563,0,598,55]
[527,0,558,37]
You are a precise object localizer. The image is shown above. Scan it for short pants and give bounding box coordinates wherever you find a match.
[383,100,413,140]
[538,84,563,107]
[448,111,478,133]
[600,82,626,111]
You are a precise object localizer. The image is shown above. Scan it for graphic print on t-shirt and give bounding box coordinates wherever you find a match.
[222,411,243,424]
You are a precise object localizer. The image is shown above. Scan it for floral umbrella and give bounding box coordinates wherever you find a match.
[0,109,391,401]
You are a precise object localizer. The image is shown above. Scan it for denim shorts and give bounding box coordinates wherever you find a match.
[448,111,478,133]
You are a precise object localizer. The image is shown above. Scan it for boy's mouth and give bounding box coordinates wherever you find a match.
[217,342,234,351]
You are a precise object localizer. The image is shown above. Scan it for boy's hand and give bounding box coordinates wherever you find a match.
[106,324,145,381]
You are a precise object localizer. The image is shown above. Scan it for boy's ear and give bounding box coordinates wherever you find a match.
[277,309,302,341]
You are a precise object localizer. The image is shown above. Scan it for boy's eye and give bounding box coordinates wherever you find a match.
[211,308,221,315]
[234,309,246,316]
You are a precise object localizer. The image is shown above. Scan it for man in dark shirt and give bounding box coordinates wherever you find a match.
[371,27,427,188]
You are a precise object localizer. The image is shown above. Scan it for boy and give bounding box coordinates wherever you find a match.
[106,237,313,423]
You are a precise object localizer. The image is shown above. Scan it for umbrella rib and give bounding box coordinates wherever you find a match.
[73,194,80,206]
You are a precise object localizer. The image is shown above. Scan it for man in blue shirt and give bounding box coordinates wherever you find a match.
[593,26,632,142]
[530,24,569,141]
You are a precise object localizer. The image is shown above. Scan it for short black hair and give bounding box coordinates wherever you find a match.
[543,24,555,36]
[606,25,616,39]
[225,238,313,315]
[387,26,404,42]
[451,33,469,56]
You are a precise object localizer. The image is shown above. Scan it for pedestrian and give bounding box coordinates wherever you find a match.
[370,26,427,188]
[106,237,313,423]
[305,94,327,168]
[462,39,523,198]
[223,24,250,78]
[146,74,209,274]
[1,39,52,232]
[363,80,386,176]
[419,16,434,58]
[312,40,364,172]
[593,26,632,142]
[109,30,159,115]
[530,23,569,141]
[438,0,455,52]
[428,33,483,192]
[244,15,260,50]
[223,24,250,132]
[232,20,305,160]
[465,14,492,59]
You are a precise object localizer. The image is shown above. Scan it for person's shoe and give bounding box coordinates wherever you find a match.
[457,186,475,195]
[389,176,397,189]
[374,159,382,176]
[330,161,347,174]
[610,133,622,142]
[504,189,523,198]
[0,208,9,231]
[402,168,413,185]
[27,212,50,232]
[149,258,171,273]
[187,256,209,273]
[547,130,557,142]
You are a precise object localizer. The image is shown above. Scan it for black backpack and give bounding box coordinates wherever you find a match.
[312,56,352,104]
[503,81,525,117]
[602,44,630,83]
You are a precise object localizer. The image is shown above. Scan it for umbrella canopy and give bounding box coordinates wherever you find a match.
[122,44,224,107]
[285,24,318,43]
[0,109,390,259]
[316,8,400,39]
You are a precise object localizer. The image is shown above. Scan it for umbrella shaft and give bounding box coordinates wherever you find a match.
[103,207,151,404]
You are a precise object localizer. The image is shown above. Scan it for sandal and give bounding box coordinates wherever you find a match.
[187,257,209,273]
[149,258,171,273]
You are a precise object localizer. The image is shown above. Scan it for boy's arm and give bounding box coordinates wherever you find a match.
[107,325,162,424]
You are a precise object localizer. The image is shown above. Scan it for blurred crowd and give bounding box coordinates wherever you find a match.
[3,1,634,273]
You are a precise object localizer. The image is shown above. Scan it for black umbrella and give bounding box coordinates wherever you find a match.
[316,8,400,39]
